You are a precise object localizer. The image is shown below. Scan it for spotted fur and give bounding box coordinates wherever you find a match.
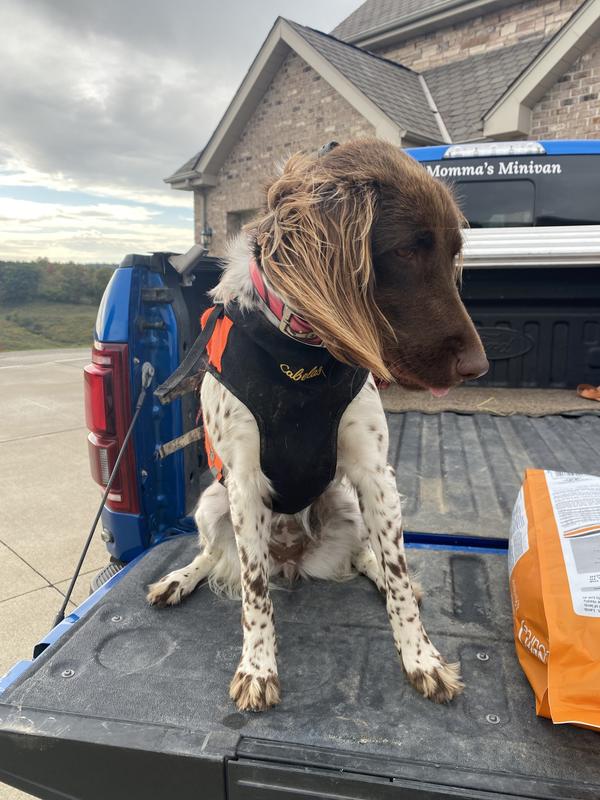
[148,292,462,712]
[146,137,484,709]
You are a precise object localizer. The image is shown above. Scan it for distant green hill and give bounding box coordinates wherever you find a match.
[0,301,98,351]
[0,259,114,351]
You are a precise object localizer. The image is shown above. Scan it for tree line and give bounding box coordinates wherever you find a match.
[0,259,116,306]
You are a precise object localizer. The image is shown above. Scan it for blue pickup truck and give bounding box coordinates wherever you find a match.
[1,142,600,800]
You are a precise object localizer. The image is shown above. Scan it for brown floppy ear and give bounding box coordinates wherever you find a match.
[254,152,392,381]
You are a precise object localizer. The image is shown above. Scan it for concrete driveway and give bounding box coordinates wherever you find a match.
[0,348,110,800]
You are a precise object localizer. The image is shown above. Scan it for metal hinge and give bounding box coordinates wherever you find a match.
[142,287,174,303]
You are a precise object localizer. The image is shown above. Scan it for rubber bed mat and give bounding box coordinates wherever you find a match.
[381,386,600,416]
[2,536,600,799]
[389,412,600,537]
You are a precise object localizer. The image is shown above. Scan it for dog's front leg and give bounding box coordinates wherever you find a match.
[355,466,463,702]
[227,477,280,712]
[199,374,280,711]
[339,378,462,703]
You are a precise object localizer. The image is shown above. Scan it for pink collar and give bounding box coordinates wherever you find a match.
[249,259,323,346]
[249,259,391,387]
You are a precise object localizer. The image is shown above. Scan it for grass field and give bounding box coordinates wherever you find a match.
[0,301,97,350]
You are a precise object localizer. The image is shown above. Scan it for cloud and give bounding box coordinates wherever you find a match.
[0,196,194,264]
[0,198,161,223]
[0,6,228,195]
[1,197,193,263]
[0,154,192,208]
[0,0,358,261]
[1,0,357,192]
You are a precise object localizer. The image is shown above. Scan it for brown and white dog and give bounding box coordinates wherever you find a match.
[147,139,488,712]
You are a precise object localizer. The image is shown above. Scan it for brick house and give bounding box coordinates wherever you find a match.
[166,0,600,256]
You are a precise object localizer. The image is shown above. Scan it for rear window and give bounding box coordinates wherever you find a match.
[423,155,600,227]
[456,180,534,227]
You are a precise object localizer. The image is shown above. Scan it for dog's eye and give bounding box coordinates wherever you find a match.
[415,231,434,250]
[393,247,415,259]
[392,233,433,259]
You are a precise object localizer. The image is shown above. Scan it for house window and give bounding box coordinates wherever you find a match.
[227,208,259,238]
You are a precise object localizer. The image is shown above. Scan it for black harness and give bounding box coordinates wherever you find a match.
[205,304,367,514]
[156,301,368,514]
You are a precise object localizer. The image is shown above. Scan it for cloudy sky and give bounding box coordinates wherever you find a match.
[0,0,358,263]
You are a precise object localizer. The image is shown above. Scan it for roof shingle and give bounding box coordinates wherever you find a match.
[423,36,548,140]
[166,150,203,184]
[333,0,460,42]
[288,21,442,141]
[166,14,553,186]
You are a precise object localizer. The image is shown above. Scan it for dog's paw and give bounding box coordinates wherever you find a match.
[229,669,281,712]
[146,575,185,607]
[406,659,463,703]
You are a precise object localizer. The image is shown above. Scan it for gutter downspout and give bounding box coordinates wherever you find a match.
[197,187,208,247]
[418,75,452,144]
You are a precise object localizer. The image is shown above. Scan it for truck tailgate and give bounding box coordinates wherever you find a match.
[2,533,600,800]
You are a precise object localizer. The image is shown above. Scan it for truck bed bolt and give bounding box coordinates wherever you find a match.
[485,714,500,724]
[61,669,75,678]
[476,652,489,661]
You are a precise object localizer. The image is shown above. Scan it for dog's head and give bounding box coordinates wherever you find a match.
[253,138,488,390]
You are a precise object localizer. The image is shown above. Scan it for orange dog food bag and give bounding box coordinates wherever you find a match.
[508,469,600,730]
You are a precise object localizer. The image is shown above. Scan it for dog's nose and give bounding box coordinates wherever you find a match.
[456,349,489,381]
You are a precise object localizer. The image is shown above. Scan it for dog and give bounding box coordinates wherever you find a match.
[147,138,488,712]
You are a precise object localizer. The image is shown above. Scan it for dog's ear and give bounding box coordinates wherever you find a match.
[254,151,392,381]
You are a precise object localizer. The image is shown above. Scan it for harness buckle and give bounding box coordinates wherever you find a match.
[278,306,294,336]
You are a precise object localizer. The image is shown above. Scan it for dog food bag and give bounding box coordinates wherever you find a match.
[508,469,600,730]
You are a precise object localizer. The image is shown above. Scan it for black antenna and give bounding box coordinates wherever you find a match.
[50,362,155,629]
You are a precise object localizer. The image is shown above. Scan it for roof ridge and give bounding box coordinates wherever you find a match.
[284,18,422,76]
[331,0,505,44]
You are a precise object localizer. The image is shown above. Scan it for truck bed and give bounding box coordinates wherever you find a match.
[1,411,600,800]
[3,536,600,800]
[392,411,600,536]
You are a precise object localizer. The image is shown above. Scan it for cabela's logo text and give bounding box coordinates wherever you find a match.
[280,364,325,381]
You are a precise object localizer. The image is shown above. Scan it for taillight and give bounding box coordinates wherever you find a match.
[84,364,113,434]
[84,342,139,513]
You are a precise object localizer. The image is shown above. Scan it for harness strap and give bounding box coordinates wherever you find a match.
[154,303,224,405]
[155,427,204,460]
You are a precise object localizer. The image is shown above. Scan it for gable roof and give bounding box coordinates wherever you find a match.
[332,0,521,47]
[424,35,548,141]
[166,1,600,188]
[166,17,447,187]
[164,151,203,184]
[287,22,442,141]
[484,0,600,137]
